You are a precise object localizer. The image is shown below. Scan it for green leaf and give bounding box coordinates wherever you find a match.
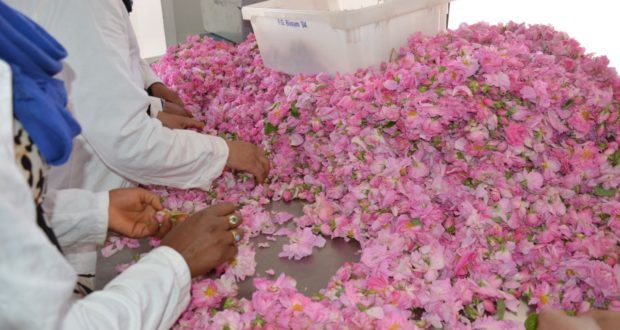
[524,313,538,330]
[264,121,278,135]
[464,304,478,320]
[562,98,574,109]
[492,217,503,224]
[599,213,611,223]
[312,292,326,301]
[608,150,620,167]
[268,101,280,111]
[290,101,300,118]
[222,297,236,309]
[484,143,498,151]
[384,121,397,128]
[438,66,447,72]
[446,226,456,234]
[506,107,516,118]
[495,299,506,320]
[356,303,367,311]
[593,186,618,197]
[492,100,505,110]
[410,218,422,227]
[468,80,479,93]
[533,130,543,140]
[463,178,481,189]
[251,315,266,327]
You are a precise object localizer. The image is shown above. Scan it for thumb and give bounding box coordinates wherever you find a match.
[183,118,205,130]
[139,189,163,211]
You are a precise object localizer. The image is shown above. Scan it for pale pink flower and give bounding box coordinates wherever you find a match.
[279,227,326,260]
[191,279,223,308]
[225,244,257,281]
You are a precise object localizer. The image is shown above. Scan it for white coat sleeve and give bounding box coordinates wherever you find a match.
[140,59,162,89]
[141,59,165,118]
[148,96,164,118]
[62,246,191,330]
[0,197,191,330]
[42,189,109,250]
[13,0,229,190]
[0,161,191,330]
[0,164,78,330]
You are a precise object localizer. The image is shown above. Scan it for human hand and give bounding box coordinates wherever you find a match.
[161,203,244,278]
[157,112,205,130]
[163,99,192,118]
[149,82,185,107]
[108,188,171,238]
[225,140,270,184]
[580,310,620,330]
[538,309,601,330]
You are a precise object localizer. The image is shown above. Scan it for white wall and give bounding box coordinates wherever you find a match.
[129,0,167,59]
[448,0,620,70]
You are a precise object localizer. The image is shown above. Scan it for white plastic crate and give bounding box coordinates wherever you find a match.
[241,0,450,75]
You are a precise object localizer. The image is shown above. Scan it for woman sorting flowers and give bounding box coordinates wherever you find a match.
[5,0,271,297]
[6,0,270,193]
[0,3,246,328]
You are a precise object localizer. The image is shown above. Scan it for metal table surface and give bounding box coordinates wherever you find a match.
[95,201,361,299]
[95,200,528,325]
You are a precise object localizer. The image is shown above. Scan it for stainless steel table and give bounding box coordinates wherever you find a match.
[95,201,361,299]
[95,200,529,324]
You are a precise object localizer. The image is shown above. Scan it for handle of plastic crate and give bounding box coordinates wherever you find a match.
[331,0,451,30]
[242,0,451,30]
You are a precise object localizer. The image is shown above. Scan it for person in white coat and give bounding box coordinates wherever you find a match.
[4,0,269,287]
[6,0,270,194]
[0,4,244,327]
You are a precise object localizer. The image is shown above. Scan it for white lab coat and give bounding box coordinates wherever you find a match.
[6,0,229,193]
[0,60,191,329]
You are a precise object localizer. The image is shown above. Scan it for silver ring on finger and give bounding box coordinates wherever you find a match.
[230,230,241,244]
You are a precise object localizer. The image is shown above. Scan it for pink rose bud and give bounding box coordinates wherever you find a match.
[483,300,496,313]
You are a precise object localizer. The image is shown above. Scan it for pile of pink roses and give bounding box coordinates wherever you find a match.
[107,22,620,329]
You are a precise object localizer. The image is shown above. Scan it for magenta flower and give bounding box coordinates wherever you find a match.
[504,122,529,146]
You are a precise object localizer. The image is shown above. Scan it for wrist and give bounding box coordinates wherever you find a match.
[107,190,120,233]
[147,82,166,99]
